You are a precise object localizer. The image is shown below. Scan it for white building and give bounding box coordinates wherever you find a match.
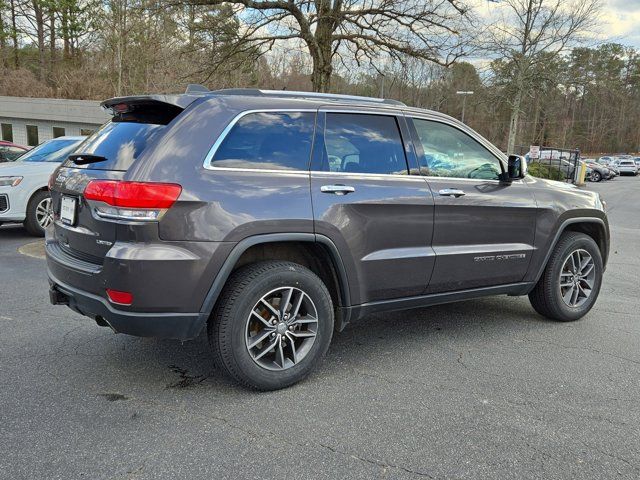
[0,96,110,146]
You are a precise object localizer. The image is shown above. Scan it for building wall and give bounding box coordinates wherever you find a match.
[0,117,101,146]
[0,95,111,146]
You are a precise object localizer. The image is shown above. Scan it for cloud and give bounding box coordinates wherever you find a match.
[470,0,640,48]
[608,0,640,13]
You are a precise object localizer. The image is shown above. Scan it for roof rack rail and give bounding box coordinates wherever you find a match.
[186,86,405,106]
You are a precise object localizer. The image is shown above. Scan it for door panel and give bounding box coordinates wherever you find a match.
[426,178,536,293]
[406,116,538,293]
[312,173,435,303]
[310,111,435,304]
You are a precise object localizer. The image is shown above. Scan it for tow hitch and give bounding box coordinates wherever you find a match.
[49,285,69,306]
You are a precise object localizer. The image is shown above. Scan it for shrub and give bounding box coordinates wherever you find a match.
[527,162,566,180]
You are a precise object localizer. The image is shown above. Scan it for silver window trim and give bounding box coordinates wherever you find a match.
[310,170,426,181]
[202,107,412,176]
[201,107,518,183]
[202,109,317,172]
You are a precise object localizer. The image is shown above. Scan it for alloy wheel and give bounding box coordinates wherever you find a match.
[35,197,53,228]
[245,286,318,371]
[559,248,596,308]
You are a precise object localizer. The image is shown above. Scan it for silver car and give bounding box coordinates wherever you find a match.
[617,159,639,176]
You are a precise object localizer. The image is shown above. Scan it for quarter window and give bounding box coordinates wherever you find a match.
[321,113,408,175]
[411,119,502,180]
[211,112,315,171]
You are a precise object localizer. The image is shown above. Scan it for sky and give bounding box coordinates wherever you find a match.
[601,0,640,47]
[474,0,640,49]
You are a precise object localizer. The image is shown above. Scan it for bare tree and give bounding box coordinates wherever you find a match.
[0,1,6,67]
[184,0,472,92]
[486,0,599,153]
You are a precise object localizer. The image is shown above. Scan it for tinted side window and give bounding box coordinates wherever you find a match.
[211,112,315,171]
[412,119,502,180]
[322,113,408,175]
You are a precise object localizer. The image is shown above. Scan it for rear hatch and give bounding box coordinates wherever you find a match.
[50,100,184,264]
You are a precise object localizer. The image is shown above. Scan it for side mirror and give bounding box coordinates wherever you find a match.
[507,154,527,180]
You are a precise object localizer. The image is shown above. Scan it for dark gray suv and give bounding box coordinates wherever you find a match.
[46,88,609,390]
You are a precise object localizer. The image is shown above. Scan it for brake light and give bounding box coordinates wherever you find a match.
[85,180,181,208]
[84,180,181,221]
[106,289,133,305]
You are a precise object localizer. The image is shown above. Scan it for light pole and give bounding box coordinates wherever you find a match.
[456,91,474,123]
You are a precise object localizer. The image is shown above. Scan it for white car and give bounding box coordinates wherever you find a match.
[0,136,85,236]
[617,159,638,176]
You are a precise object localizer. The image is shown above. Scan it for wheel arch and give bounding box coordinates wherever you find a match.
[531,217,609,285]
[27,185,50,206]
[200,233,353,331]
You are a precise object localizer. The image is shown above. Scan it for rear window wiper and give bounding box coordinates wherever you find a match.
[68,154,108,165]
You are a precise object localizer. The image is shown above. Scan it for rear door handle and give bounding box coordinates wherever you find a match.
[438,188,465,198]
[320,184,355,195]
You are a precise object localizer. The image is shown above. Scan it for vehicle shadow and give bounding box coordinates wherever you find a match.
[73,294,549,393]
[0,223,29,238]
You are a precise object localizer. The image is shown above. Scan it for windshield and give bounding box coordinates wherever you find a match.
[17,139,82,163]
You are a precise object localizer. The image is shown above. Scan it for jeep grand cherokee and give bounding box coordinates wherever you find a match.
[46,87,609,390]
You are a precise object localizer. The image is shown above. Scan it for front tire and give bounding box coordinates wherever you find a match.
[529,232,603,322]
[591,171,602,182]
[209,261,334,390]
[24,190,52,237]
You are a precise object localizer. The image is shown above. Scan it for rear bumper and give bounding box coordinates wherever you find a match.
[48,271,207,340]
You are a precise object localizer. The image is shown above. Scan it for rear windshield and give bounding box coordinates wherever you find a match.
[63,121,164,171]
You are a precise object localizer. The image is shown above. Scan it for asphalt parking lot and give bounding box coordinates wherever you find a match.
[1,177,639,479]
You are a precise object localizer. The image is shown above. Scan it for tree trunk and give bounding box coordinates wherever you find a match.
[0,8,6,68]
[10,0,18,67]
[309,4,334,92]
[310,57,332,92]
[49,6,56,71]
[61,6,70,60]
[33,0,46,81]
[507,89,522,154]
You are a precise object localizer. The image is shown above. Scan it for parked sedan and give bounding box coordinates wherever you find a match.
[0,141,29,162]
[597,158,618,177]
[0,136,85,236]
[585,161,612,182]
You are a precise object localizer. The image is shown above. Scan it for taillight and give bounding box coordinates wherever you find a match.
[84,180,181,221]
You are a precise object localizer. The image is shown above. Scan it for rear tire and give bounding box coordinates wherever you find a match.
[591,171,602,182]
[529,232,603,322]
[24,190,52,237]
[209,261,334,390]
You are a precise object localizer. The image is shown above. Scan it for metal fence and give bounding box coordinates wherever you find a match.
[513,146,581,183]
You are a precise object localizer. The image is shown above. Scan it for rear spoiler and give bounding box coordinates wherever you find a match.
[100,94,202,115]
